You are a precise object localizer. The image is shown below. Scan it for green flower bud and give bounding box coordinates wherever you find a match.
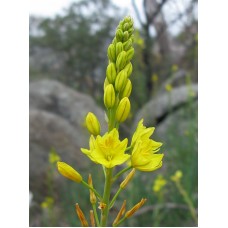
[124,62,133,77]
[85,112,101,136]
[128,28,134,35]
[104,77,109,91]
[130,35,134,43]
[126,47,134,61]
[123,31,129,42]
[116,51,127,71]
[115,70,128,92]
[116,42,123,58]
[116,29,123,42]
[112,37,117,45]
[104,84,116,108]
[125,16,132,23]
[123,39,132,51]
[106,63,117,84]
[108,44,116,62]
[123,22,129,31]
[120,79,132,98]
[115,97,131,123]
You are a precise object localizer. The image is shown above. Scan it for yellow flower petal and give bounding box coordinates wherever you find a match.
[81,128,130,168]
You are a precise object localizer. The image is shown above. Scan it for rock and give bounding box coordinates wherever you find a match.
[133,84,198,130]
[29,109,89,199]
[156,100,198,139]
[30,79,107,139]
[29,79,108,201]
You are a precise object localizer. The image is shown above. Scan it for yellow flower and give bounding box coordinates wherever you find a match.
[131,139,164,171]
[151,73,158,82]
[131,119,155,147]
[57,162,83,183]
[171,64,178,72]
[171,170,183,182]
[130,119,163,172]
[40,197,54,209]
[165,84,172,92]
[81,128,130,168]
[153,175,167,193]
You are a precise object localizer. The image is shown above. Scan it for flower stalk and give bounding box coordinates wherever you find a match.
[56,16,165,227]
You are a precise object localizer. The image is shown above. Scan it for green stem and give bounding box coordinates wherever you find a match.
[81,181,102,201]
[112,166,132,183]
[176,181,198,223]
[109,188,122,209]
[92,204,100,227]
[101,168,113,226]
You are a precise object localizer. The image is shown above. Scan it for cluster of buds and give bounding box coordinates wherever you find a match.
[104,16,134,125]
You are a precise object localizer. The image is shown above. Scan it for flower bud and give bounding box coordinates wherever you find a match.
[124,62,133,77]
[116,97,131,123]
[103,77,109,91]
[85,112,101,136]
[123,22,129,31]
[106,63,117,84]
[104,84,116,108]
[115,70,128,92]
[126,47,134,61]
[123,39,132,51]
[120,79,132,98]
[123,31,129,42]
[116,29,123,42]
[108,44,116,62]
[116,51,127,71]
[57,162,82,183]
[112,37,117,45]
[125,198,147,218]
[75,203,89,227]
[120,168,136,189]
[128,28,134,35]
[116,42,123,57]
[88,174,96,204]
[171,170,183,182]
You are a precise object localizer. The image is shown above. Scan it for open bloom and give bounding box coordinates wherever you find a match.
[131,119,155,147]
[81,128,130,168]
[131,139,163,171]
[130,119,164,172]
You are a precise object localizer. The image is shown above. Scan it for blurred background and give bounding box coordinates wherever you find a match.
[29,0,198,226]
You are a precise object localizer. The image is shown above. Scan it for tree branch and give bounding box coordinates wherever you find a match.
[131,0,144,27]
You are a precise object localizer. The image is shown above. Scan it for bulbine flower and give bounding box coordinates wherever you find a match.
[131,139,164,171]
[81,128,130,168]
[131,119,155,147]
[130,119,164,172]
